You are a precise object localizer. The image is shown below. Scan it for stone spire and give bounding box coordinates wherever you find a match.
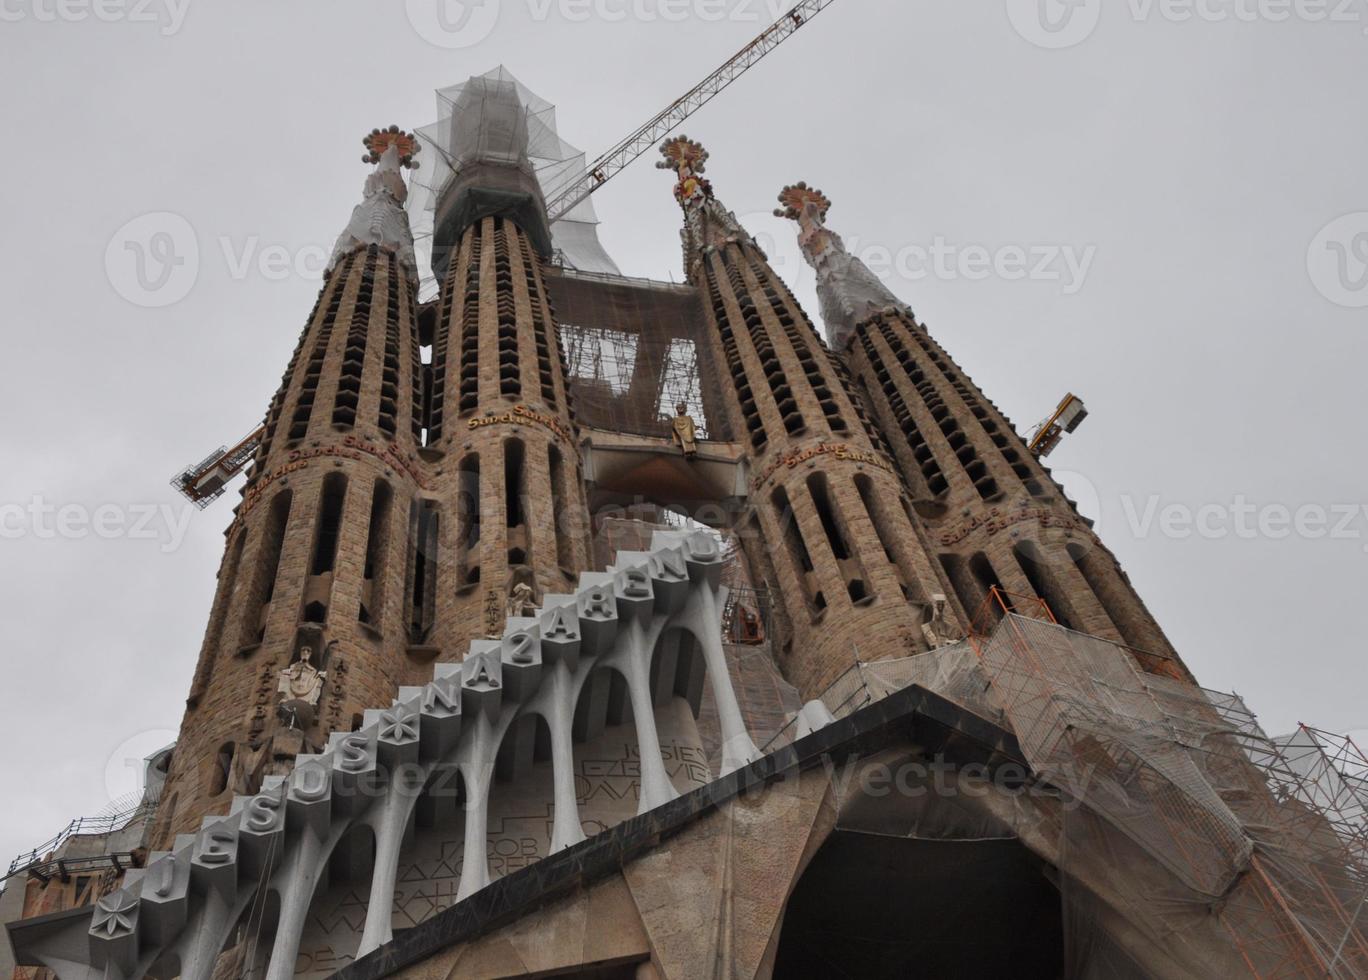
[657,135,750,277]
[326,125,421,277]
[776,182,907,351]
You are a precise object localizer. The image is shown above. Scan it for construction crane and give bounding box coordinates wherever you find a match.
[544,0,839,223]
[171,426,264,509]
[173,1,840,507]
[1028,393,1089,458]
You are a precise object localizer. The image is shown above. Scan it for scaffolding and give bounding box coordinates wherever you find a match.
[747,589,1368,974]
[548,267,732,444]
[964,590,1368,978]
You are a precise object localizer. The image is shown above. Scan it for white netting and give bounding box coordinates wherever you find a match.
[406,66,620,300]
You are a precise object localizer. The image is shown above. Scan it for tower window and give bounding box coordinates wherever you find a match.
[310,473,348,575]
[209,742,235,796]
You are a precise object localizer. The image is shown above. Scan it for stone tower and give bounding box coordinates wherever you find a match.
[154,130,434,845]
[657,138,956,699]
[154,95,598,847]
[776,181,1185,678]
[420,74,591,651]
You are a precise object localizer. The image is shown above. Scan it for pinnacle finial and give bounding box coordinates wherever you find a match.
[657,135,714,210]
[656,135,709,175]
[774,182,831,222]
[361,125,422,170]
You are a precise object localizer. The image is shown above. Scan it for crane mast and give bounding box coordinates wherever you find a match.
[544,0,839,223]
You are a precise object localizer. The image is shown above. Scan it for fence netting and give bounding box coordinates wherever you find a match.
[546,268,734,444]
[973,613,1368,977]
[757,612,1368,977]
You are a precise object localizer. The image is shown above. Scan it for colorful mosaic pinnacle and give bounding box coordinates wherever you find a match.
[657,135,713,207]
[362,124,422,169]
[775,181,831,223]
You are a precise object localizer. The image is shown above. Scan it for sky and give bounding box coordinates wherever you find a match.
[0,0,1365,870]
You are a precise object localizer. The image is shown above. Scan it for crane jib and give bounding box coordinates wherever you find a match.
[544,0,839,224]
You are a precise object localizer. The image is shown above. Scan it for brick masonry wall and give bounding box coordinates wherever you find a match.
[692,241,954,700]
[847,309,1185,676]
[155,247,434,845]
[155,214,598,845]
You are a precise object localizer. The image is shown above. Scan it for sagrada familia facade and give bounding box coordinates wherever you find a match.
[2,70,1364,980]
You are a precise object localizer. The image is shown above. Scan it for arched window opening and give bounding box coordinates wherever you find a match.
[970,552,1011,626]
[1068,542,1148,652]
[771,487,815,609]
[244,490,292,649]
[360,480,394,627]
[407,499,440,643]
[209,742,235,796]
[456,453,481,588]
[1013,541,1078,632]
[808,473,869,606]
[548,444,573,571]
[310,473,348,575]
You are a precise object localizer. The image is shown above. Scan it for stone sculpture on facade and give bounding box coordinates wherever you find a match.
[920,594,962,650]
[506,581,538,619]
[276,646,327,728]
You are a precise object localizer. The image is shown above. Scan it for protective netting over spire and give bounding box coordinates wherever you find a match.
[406,67,620,300]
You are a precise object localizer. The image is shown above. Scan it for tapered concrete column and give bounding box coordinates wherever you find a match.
[358,773,421,956]
[175,886,243,980]
[616,619,680,814]
[687,587,761,774]
[265,826,328,980]
[455,723,497,902]
[543,665,587,852]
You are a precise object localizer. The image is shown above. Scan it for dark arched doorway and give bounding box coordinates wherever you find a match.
[774,830,1064,979]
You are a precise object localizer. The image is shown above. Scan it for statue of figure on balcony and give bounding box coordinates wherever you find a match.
[671,402,700,457]
[507,581,538,619]
[277,646,327,728]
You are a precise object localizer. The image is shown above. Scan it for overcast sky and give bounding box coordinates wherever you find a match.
[1,0,1365,868]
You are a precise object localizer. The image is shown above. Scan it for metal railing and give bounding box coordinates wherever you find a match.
[5,796,157,880]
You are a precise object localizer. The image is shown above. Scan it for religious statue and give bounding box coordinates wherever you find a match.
[920,594,962,650]
[671,402,700,457]
[507,581,538,619]
[277,646,327,728]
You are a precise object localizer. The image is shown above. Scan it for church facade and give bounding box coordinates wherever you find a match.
[3,71,1364,980]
